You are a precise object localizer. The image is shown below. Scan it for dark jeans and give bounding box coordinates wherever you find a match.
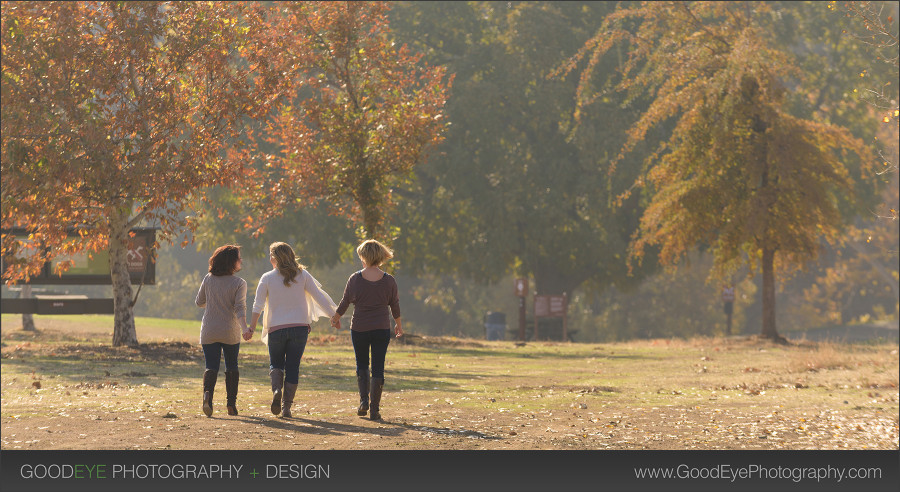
[351,329,391,381]
[267,325,310,384]
[202,342,240,372]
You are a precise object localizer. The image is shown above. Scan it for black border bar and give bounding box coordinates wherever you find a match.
[1,450,897,492]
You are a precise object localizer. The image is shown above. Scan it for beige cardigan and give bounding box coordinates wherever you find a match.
[196,273,248,345]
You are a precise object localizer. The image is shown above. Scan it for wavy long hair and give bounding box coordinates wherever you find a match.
[270,242,306,286]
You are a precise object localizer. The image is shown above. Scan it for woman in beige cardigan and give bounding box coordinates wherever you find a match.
[195,244,250,417]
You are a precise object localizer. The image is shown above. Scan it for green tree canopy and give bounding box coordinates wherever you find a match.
[389,1,655,304]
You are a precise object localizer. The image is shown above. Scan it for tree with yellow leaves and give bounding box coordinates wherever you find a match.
[557,2,875,341]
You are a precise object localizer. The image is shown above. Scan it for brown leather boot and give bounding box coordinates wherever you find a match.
[357,371,369,416]
[225,370,239,416]
[270,368,284,416]
[282,382,298,418]
[202,369,217,417]
[369,377,384,421]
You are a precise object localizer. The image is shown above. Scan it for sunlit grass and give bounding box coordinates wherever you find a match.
[2,316,897,450]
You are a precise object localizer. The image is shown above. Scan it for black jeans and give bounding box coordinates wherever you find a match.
[351,329,391,380]
[267,325,309,384]
[202,342,240,372]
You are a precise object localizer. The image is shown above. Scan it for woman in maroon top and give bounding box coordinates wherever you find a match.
[331,239,403,420]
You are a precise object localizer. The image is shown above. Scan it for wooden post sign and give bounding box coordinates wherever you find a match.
[514,278,527,297]
[722,286,735,335]
[515,278,528,341]
[533,293,568,341]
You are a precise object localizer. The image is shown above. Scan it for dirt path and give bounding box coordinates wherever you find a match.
[4,387,897,450]
[2,329,898,450]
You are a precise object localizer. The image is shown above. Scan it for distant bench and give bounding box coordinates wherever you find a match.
[1,295,114,314]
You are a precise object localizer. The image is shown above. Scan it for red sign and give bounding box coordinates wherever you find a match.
[127,236,150,273]
[514,278,528,297]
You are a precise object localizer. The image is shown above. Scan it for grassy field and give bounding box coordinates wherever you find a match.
[1,314,897,450]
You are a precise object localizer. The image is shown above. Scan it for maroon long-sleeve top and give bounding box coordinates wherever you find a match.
[336,271,401,332]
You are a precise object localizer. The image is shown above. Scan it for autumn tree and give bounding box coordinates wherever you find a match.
[556,1,875,341]
[1,2,279,345]
[236,1,453,241]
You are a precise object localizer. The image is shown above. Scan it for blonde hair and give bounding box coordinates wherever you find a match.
[270,242,306,286]
[356,239,393,267]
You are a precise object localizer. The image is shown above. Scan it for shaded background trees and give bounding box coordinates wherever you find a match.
[388,2,658,339]
[4,1,895,342]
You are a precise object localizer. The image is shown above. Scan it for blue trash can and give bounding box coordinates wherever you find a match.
[484,312,507,341]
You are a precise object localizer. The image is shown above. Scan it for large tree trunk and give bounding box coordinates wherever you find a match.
[760,247,784,342]
[110,210,138,347]
[21,284,35,331]
[361,202,383,241]
[354,169,384,241]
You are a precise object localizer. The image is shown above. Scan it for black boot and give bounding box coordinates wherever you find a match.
[202,369,217,417]
[357,371,370,416]
[369,377,384,421]
[225,370,239,416]
[270,368,284,416]
[282,382,298,418]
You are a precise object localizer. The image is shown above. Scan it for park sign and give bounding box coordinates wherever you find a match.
[1,227,157,285]
[533,293,569,341]
[534,294,567,317]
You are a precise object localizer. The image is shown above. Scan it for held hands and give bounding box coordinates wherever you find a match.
[242,324,255,341]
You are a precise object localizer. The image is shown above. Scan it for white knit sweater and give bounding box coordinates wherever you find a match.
[252,268,337,344]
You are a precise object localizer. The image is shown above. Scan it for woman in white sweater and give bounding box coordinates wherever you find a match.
[246,242,337,418]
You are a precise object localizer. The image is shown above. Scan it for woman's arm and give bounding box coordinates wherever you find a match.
[245,311,260,341]
[233,280,248,332]
[251,274,267,316]
[195,274,208,307]
[246,276,267,341]
[334,274,355,317]
[387,277,402,337]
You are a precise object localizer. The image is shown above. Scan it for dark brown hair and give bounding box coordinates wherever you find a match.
[209,245,241,276]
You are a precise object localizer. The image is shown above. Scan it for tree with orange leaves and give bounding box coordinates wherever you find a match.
[237,1,453,241]
[1,2,280,345]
